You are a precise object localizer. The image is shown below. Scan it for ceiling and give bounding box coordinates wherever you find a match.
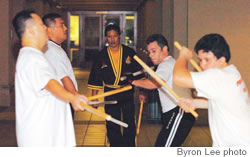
[49,0,146,11]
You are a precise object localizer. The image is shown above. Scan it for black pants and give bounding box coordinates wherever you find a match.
[69,103,74,120]
[104,97,136,147]
[155,106,195,147]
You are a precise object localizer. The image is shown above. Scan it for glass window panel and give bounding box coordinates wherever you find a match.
[104,16,120,26]
[125,15,135,47]
[104,15,120,46]
[70,15,79,46]
[70,15,80,66]
[85,17,100,47]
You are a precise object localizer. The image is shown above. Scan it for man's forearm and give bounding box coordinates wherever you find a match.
[173,57,194,88]
[91,89,99,105]
[132,78,161,90]
[45,79,75,103]
[194,98,208,109]
[92,89,98,96]
[61,76,78,95]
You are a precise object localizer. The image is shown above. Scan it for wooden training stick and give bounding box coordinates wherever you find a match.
[88,85,132,101]
[133,55,199,118]
[81,103,128,128]
[136,100,144,135]
[174,41,202,72]
[84,86,132,127]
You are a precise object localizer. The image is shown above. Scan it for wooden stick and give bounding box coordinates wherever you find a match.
[109,117,128,128]
[174,41,202,72]
[88,85,132,101]
[133,55,199,118]
[136,100,144,135]
[81,103,128,128]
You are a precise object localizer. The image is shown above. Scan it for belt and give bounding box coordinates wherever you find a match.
[104,83,127,89]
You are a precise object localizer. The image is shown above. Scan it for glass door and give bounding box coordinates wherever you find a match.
[103,14,122,47]
[69,15,80,67]
[68,11,137,68]
[83,15,102,67]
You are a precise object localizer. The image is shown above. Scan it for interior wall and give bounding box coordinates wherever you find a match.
[188,0,250,89]
[136,0,163,61]
[0,0,11,106]
[162,0,174,56]
[173,0,188,58]
[137,3,146,58]
[143,0,162,38]
[172,0,191,98]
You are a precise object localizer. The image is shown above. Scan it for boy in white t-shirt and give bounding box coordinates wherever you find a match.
[173,33,250,146]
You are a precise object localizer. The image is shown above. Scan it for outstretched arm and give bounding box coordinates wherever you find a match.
[45,79,87,111]
[90,89,99,108]
[132,78,162,90]
[178,98,208,112]
[132,78,160,103]
[61,76,78,95]
[173,47,195,88]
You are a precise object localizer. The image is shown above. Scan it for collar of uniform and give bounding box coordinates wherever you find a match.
[163,55,173,62]
[20,47,44,55]
[48,40,61,47]
[108,44,122,51]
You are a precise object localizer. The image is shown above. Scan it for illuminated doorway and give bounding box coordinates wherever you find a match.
[67,11,137,68]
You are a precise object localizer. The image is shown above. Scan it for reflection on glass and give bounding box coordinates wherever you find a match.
[104,16,120,26]
[85,17,100,47]
[104,16,120,46]
[70,15,79,66]
[125,15,135,47]
[70,15,79,46]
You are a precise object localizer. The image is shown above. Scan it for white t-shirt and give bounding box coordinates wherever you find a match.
[156,56,177,113]
[15,47,76,146]
[191,65,250,146]
[45,41,78,90]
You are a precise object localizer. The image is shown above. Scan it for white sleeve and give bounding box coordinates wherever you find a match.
[156,61,173,82]
[191,69,220,99]
[29,56,56,93]
[46,48,69,80]
[55,55,69,80]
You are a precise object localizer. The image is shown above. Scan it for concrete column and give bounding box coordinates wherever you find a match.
[143,0,162,38]
[172,0,191,98]
[0,0,10,106]
[173,0,188,58]
[162,0,174,55]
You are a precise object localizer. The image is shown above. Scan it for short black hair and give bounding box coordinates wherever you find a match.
[194,33,231,62]
[42,13,61,27]
[12,9,36,40]
[146,34,170,51]
[105,24,121,36]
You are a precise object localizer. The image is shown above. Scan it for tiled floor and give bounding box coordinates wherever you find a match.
[0,68,212,147]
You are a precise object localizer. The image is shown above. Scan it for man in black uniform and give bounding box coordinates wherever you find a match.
[88,24,142,147]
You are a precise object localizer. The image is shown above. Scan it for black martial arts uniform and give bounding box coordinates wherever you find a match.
[88,45,143,147]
